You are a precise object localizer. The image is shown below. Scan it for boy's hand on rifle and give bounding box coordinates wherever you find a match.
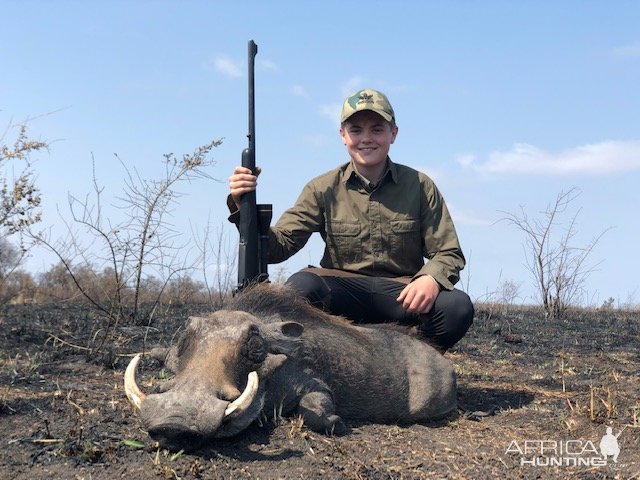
[229,166,262,208]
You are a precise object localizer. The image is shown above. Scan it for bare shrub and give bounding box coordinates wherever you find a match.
[193,219,237,309]
[500,188,609,318]
[600,297,616,311]
[163,274,207,305]
[0,255,37,303]
[32,140,221,350]
[37,262,86,302]
[497,278,522,306]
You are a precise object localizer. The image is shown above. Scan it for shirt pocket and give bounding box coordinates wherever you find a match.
[326,220,362,265]
[390,219,422,259]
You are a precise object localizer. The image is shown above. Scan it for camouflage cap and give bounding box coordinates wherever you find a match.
[340,88,395,124]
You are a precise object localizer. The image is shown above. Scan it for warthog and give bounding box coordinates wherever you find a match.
[125,284,457,450]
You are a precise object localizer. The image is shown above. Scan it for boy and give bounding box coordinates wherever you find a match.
[228,88,473,353]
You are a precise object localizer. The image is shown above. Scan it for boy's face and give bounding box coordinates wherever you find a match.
[340,110,398,175]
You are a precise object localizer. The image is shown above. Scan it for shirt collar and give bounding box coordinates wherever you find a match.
[342,157,398,188]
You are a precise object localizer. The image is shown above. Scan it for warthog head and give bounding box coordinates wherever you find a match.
[124,310,303,451]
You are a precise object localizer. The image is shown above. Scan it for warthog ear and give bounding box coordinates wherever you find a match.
[280,322,304,338]
[262,322,304,356]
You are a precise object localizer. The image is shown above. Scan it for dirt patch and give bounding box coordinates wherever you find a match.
[1,302,638,479]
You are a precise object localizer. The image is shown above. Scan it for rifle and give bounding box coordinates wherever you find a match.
[237,40,272,292]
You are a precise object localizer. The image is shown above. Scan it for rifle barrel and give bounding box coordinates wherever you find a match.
[237,40,261,291]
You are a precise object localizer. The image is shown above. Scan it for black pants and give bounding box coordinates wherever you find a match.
[285,268,474,351]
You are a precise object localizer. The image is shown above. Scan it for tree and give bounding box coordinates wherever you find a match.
[1,120,47,303]
[0,236,21,279]
[1,121,47,235]
[500,188,609,318]
[0,236,25,302]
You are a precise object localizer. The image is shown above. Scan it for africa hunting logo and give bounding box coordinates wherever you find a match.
[505,426,627,467]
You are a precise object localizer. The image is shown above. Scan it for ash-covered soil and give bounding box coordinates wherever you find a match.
[1,301,638,479]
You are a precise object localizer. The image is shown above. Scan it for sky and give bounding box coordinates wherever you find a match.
[1,1,639,306]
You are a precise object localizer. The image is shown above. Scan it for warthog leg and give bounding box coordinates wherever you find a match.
[298,390,347,435]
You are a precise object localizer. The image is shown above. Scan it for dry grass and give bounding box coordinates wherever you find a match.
[0,301,638,479]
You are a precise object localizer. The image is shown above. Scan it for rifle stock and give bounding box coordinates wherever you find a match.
[237,40,272,292]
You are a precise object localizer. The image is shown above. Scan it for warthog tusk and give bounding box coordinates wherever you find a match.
[224,371,259,417]
[124,353,146,411]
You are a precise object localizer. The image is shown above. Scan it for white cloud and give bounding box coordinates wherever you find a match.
[301,134,329,148]
[449,207,491,226]
[341,76,367,96]
[259,59,278,72]
[319,103,341,122]
[409,164,443,183]
[202,55,275,77]
[291,85,309,98]
[462,140,640,175]
[210,56,243,78]
[455,153,476,167]
[612,41,640,58]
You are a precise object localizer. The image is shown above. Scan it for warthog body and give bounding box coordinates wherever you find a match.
[125,284,457,450]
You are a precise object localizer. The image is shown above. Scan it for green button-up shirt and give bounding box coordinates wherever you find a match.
[228,158,465,290]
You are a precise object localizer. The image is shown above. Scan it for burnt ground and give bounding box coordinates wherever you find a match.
[0,301,638,480]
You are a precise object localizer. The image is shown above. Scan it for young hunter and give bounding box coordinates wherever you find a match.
[228,88,473,353]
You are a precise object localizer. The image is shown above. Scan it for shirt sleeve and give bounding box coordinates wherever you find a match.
[226,194,241,224]
[412,180,465,290]
[226,184,324,264]
[267,182,324,263]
